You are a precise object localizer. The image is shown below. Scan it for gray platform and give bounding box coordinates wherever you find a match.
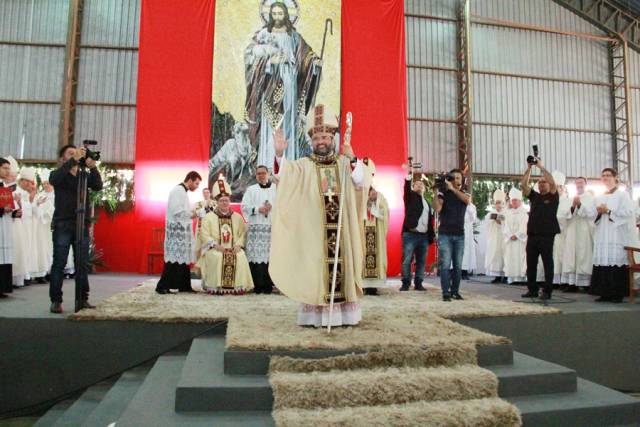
[30,328,640,427]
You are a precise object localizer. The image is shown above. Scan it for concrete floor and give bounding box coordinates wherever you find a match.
[1,272,638,319]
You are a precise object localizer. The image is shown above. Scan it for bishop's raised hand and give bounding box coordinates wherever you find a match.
[273,128,288,158]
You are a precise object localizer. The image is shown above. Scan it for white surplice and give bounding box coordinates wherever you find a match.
[12,187,33,285]
[462,203,477,272]
[560,192,596,287]
[240,182,277,264]
[552,194,572,284]
[484,208,506,277]
[503,206,528,282]
[164,184,194,265]
[591,189,636,267]
[31,190,54,276]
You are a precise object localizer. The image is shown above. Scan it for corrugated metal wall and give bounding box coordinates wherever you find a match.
[630,49,640,179]
[406,0,626,179]
[0,0,140,163]
[74,0,140,163]
[0,0,68,160]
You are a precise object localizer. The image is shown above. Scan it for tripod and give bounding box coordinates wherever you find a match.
[74,161,90,313]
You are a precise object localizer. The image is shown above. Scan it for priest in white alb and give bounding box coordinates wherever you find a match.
[197,176,254,295]
[550,171,572,286]
[156,171,202,294]
[589,168,636,303]
[484,189,506,283]
[241,165,277,294]
[31,170,55,283]
[461,202,478,279]
[270,105,364,327]
[503,188,528,284]
[12,167,36,287]
[560,177,595,291]
[0,157,18,298]
[192,187,217,261]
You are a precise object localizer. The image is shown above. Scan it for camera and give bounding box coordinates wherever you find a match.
[490,213,505,221]
[434,172,454,192]
[82,139,101,162]
[526,145,539,165]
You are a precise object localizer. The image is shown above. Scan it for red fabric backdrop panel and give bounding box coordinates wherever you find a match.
[342,0,408,276]
[97,0,411,276]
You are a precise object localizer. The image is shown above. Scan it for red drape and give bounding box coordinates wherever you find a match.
[95,0,408,276]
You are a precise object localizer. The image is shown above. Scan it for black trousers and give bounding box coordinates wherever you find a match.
[526,235,555,295]
[249,262,274,294]
[0,263,12,294]
[49,221,89,303]
[156,262,192,291]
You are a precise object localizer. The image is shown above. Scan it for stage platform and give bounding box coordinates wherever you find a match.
[1,273,639,425]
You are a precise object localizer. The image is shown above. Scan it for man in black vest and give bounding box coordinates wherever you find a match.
[401,170,434,291]
[520,158,559,300]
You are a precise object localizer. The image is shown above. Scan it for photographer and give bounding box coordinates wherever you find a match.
[433,169,471,301]
[48,144,103,313]
[520,158,559,300]
[401,167,434,291]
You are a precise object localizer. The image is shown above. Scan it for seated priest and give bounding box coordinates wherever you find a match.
[196,176,254,295]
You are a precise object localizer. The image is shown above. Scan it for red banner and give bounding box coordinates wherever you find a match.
[96,0,409,276]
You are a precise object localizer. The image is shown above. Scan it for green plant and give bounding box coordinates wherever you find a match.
[87,242,107,273]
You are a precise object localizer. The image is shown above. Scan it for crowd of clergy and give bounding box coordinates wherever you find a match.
[484,168,637,303]
[0,156,75,299]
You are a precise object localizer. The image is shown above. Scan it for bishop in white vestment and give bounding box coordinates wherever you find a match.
[12,167,36,287]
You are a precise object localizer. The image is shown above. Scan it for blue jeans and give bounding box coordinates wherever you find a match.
[49,220,90,303]
[438,234,465,296]
[401,232,430,288]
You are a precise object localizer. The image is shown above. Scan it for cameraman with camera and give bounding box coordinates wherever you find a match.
[434,169,471,301]
[520,153,559,300]
[48,144,103,313]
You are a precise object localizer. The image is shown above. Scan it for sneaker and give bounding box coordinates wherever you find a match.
[399,286,410,292]
[414,285,426,291]
[442,295,451,302]
[521,291,538,298]
[451,293,464,300]
[50,302,63,313]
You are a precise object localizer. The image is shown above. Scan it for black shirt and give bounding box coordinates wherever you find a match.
[49,159,103,223]
[527,190,560,236]
[438,190,468,236]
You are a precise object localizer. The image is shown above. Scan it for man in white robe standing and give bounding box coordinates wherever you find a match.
[561,177,595,292]
[156,171,201,295]
[485,189,506,283]
[589,168,636,303]
[241,165,277,294]
[503,188,528,284]
[461,203,477,279]
[0,157,20,298]
[550,171,571,286]
[31,170,55,283]
[12,167,36,288]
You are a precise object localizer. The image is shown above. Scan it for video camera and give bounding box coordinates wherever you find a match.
[81,140,101,163]
[489,213,505,221]
[434,172,454,192]
[526,144,539,166]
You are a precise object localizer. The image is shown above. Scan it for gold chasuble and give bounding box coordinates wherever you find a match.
[269,155,364,309]
[363,194,389,286]
[196,210,254,294]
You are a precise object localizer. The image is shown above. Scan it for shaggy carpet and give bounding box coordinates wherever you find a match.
[272,398,522,427]
[268,343,478,373]
[269,364,498,410]
[226,311,507,351]
[69,280,559,323]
